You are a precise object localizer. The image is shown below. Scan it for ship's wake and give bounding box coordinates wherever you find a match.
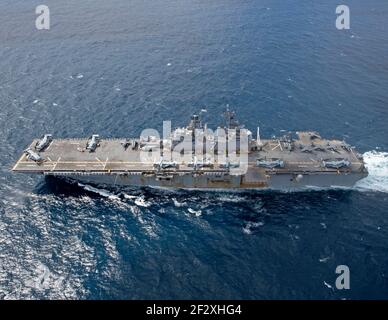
[356,151,388,193]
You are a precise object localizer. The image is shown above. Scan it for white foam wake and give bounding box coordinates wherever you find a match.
[356,151,388,193]
[77,183,120,200]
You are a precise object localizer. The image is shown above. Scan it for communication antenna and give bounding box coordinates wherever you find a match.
[199,108,207,130]
[257,126,263,147]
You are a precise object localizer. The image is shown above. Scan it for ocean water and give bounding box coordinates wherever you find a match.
[0,0,388,299]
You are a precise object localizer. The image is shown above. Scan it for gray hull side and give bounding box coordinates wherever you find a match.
[266,172,367,190]
[55,171,367,191]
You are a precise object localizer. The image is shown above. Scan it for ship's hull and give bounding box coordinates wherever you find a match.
[13,133,368,191]
[50,171,368,191]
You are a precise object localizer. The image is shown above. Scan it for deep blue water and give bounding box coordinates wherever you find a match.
[1,0,388,299]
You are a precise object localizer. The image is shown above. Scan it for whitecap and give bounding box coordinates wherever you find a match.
[134,196,151,207]
[243,221,264,234]
[188,208,202,216]
[172,198,187,207]
[319,256,330,263]
[242,226,252,235]
[216,195,246,202]
[123,193,137,200]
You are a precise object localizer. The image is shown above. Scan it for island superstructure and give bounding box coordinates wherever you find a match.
[12,110,368,190]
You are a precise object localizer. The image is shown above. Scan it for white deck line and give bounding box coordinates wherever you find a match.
[103,157,109,170]
[12,154,25,171]
[51,157,61,171]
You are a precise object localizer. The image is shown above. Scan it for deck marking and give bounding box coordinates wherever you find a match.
[278,140,283,152]
[350,147,357,159]
[51,157,61,171]
[103,157,109,170]
[19,161,147,164]
[46,141,53,151]
[271,142,281,151]
[12,154,26,171]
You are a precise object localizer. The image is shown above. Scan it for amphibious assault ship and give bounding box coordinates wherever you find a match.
[12,110,368,190]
